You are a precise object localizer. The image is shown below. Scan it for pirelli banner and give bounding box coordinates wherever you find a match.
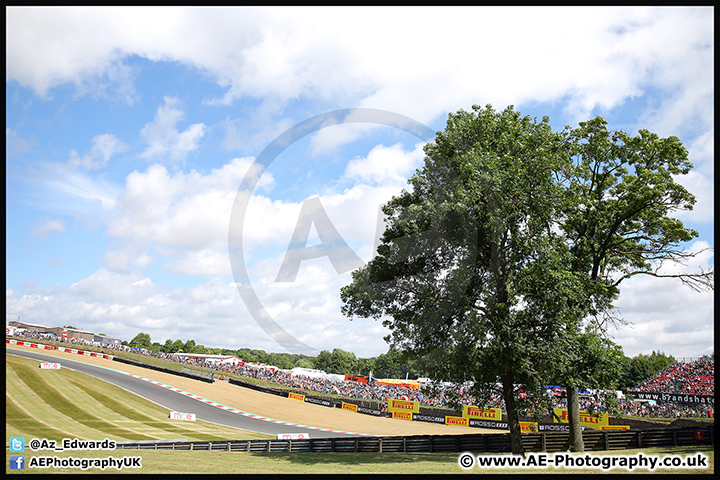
[387,398,420,414]
[445,416,469,427]
[462,406,502,421]
[553,408,609,430]
[391,411,414,421]
[520,421,539,432]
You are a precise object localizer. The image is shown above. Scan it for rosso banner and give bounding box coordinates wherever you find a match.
[304,397,333,408]
[412,413,445,424]
[469,419,508,430]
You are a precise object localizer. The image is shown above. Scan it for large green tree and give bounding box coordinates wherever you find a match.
[370,348,422,379]
[341,105,582,455]
[557,117,713,451]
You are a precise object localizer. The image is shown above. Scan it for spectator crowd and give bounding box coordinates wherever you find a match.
[629,357,714,396]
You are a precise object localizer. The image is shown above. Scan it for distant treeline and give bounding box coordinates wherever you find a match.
[124,332,710,392]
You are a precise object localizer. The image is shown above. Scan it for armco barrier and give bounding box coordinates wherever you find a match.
[112,356,214,384]
[228,377,289,398]
[116,426,713,454]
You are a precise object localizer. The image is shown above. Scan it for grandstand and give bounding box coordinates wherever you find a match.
[630,357,714,396]
[623,358,714,419]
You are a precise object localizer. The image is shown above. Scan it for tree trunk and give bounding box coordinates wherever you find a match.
[502,374,525,456]
[567,385,584,452]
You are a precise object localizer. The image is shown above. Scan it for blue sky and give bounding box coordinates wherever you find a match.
[6,7,714,360]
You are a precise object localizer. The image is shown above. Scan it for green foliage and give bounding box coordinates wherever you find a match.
[370,348,423,379]
[341,105,583,455]
[293,357,315,369]
[161,339,184,354]
[128,332,152,349]
[314,348,358,374]
[617,351,677,390]
[562,116,708,300]
[340,104,711,455]
[182,339,196,353]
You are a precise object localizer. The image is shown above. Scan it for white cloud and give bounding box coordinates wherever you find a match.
[31,217,66,238]
[343,143,425,186]
[35,165,122,217]
[6,128,31,155]
[6,6,713,359]
[6,7,140,101]
[609,241,714,358]
[674,131,715,225]
[103,244,156,274]
[140,97,206,163]
[106,157,257,273]
[168,248,232,277]
[5,268,379,354]
[6,7,713,129]
[68,133,128,170]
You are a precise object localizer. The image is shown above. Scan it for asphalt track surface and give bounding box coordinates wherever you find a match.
[7,348,367,439]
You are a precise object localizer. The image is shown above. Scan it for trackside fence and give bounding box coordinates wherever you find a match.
[116,426,713,454]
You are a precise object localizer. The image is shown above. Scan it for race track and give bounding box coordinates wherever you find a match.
[7,348,367,438]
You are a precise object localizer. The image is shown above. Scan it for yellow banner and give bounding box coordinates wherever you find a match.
[462,406,502,420]
[601,425,630,430]
[341,402,358,413]
[520,421,539,432]
[387,398,419,413]
[445,416,469,427]
[391,411,413,421]
[288,392,305,402]
[553,408,609,430]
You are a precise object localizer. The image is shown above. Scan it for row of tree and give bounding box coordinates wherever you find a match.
[126,331,685,392]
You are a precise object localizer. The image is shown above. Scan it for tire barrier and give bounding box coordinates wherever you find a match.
[7,339,112,359]
[6,339,56,351]
[56,346,114,360]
